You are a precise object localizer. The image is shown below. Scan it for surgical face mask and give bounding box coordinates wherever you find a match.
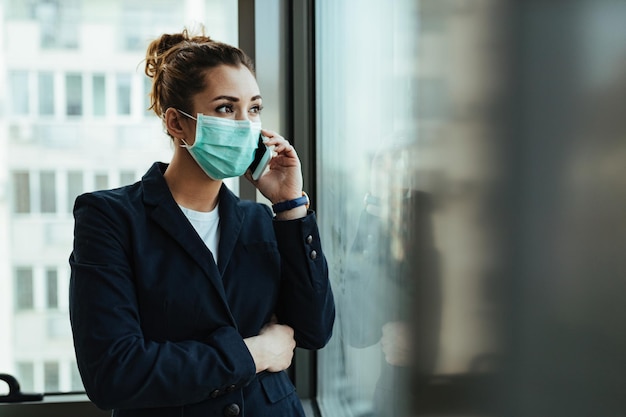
[177,110,261,180]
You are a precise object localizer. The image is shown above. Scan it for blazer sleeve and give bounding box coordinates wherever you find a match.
[69,194,256,410]
[272,211,335,349]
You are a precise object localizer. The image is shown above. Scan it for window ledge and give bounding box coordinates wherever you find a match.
[0,394,108,417]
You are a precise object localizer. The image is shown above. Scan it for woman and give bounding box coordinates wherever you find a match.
[69,28,335,417]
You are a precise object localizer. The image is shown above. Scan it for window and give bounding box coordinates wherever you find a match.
[116,73,132,116]
[37,0,80,49]
[40,171,57,213]
[38,72,55,116]
[9,71,30,116]
[92,74,106,116]
[15,362,35,392]
[67,171,83,213]
[46,268,59,309]
[44,361,60,392]
[13,172,31,213]
[315,1,422,416]
[94,173,108,190]
[15,267,34,311]
[66,74,83,116]
[120,170,136,186]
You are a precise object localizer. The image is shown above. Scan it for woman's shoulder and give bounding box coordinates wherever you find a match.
[73,181,143,216]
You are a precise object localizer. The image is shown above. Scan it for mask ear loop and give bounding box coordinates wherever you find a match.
[176,109,197,121]
[169,109,197,148]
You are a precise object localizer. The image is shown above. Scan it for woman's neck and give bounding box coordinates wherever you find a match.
[164,150,222,212]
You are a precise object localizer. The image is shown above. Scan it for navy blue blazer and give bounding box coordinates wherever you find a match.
[69,162,335,417]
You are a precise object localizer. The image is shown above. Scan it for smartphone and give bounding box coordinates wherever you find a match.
[249,134,273,180]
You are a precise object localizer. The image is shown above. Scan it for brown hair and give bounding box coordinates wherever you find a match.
[145,27,255,119]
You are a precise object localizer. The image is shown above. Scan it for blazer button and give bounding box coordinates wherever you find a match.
[306,234,313,244]
[223,403,240,416]
[309,250,318,260]
[209,389,220,398]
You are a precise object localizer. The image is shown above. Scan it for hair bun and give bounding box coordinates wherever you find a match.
[145,28,213,78]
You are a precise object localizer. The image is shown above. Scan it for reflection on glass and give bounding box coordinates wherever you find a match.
[316,1,626,416]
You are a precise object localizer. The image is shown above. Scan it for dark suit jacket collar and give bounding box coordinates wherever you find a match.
[140,162,243,324]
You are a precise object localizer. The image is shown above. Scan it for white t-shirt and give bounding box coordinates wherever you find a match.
[179,204,220,264]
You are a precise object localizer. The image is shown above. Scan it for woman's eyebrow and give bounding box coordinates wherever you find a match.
[212,95,239,102]
[211,94,262,102]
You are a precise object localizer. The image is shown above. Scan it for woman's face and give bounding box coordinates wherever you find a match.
[191,64,263,123]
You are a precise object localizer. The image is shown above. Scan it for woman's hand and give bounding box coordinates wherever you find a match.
[243,317,296,373]
[245,129,304,209]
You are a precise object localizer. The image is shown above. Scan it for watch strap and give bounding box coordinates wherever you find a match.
[272,192,310,213]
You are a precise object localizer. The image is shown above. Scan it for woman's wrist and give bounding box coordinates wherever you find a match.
[272,192,310,219]
[274,205,307,220]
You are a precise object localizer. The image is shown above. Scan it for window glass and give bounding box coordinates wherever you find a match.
[38,72,55,116]
[15,267,34,310]
[92,74,106,116]
[315,1,424,416]
[65,74,83,116]
[315,1,626,416]
[46,268,59,309]
[40,171,57,213]
[16,362,34,392]
[116,73,132,115]
[44,361,60,392]
[12,171,31,213]
[94,173,108,190]
[9,71,30,116]
[0,0,239,395]
[67,171,83,213]
[120,170,136,186]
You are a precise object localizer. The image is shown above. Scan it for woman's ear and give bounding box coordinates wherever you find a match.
[164,108,189,142]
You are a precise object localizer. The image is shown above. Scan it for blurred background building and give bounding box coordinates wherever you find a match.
[0,0,237,394]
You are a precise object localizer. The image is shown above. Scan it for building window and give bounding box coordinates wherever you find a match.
[13,171,31,213]
[15,267,34,310]
[40,170,57,213]
[71,361,84,391]
[67,171,83,213]
[9,71,30,116]
[36,0,80,50]
[44,361,60,392]
[16,362,35,392]
[66,73,83,116]
[116,73,132,115]
[39,71,55,115]
[92,74,106,116]
[46,268,59,309]
[94,173,108,190]
[120,170,136,186]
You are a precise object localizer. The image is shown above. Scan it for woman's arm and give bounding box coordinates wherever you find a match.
[69,194,257,410]
[272,211,335,350]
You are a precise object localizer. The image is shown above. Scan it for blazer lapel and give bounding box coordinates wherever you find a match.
[141,163,235,322]
[217,184,245,276]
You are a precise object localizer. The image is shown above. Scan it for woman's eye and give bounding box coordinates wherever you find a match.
[250,105,264,114]
[216,104,234,113]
